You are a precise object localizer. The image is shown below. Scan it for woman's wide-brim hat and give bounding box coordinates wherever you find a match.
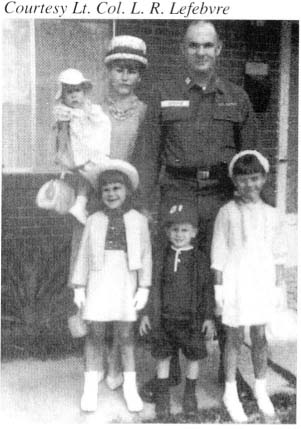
[95,158,139,190]
[55,68,92,100]
[228,150,270,178]
[104,35,148,67]
[36,179,75,214]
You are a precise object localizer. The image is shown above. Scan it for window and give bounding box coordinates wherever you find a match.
[2,19,112,173]
[2,20,34,171]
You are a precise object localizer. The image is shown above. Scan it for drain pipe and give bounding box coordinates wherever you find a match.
[276,21,292,214]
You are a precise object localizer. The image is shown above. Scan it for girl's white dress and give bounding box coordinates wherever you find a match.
[84,250,138,322]
[211,199,286,327]
[71,210,152,322]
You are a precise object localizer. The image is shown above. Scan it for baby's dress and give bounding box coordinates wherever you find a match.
[83,211,138,322]
[54,101,111,168]
[211,199,286,327]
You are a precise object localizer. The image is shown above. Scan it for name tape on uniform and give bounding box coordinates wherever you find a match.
[161,100,190,108]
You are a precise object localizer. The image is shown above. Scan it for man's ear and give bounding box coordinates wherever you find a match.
[192,227,198,238]
[180,41,186,57]
[215,40,223,57]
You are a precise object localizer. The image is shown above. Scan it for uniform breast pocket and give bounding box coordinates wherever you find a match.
[161,106,190,123]
[213,105,242,123]
[212,106,243,156]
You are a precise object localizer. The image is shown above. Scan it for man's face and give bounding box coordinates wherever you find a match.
[183,23,222,75]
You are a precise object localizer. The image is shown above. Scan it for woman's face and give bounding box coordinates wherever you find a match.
[108,62,141,96]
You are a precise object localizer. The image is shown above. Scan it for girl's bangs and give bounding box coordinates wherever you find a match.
[98,170,132,191]
[232,155,266,176]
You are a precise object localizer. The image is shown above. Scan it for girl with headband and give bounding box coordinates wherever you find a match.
[211,150,286,423]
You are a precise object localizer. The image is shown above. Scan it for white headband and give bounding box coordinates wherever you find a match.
[228,150,269,178]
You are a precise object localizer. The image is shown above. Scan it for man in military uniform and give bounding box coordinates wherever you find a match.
[133,20,257,404]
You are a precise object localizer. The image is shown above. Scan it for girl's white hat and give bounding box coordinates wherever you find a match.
[228,150,270,178]
[104,35,148,67]
[97,159,139,190]
[55,68,92,100]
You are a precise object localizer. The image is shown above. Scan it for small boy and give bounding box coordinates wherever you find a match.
[140,203,215,419]
[54,68,111,224]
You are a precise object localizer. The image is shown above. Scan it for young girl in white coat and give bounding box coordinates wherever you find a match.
[71,159,152,413]
[211,150,285,423]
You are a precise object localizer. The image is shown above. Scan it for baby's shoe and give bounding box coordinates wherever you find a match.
[69,196,88,225]
[80,371,103,412]
[123,371,143,412]
[223,381,248,423]
[254,378,275,417]
[106,372,124,390]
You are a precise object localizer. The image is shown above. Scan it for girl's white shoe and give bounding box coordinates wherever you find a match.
[223,381,248,423]
[254,379,275,417]
[80,371,104,412]
[123,371,143,412]
[106,373,124,390]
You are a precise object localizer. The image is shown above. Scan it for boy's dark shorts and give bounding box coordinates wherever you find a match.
[151,317,207,361]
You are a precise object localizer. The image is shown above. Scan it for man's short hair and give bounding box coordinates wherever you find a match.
[184,20,221,43]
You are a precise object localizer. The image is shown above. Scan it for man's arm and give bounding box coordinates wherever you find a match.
[132,87,163,210]
[239,89,259,150]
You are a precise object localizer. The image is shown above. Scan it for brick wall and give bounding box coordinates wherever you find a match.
[2,174,73,251]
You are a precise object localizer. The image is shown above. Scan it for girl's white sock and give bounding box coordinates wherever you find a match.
[80,371,100,412]
[224,380,240,400]
[123,371,143,412]
[254,378,275,416]
[223,381,248,423]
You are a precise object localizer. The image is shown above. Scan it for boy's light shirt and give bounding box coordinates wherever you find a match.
[170,244,194,272]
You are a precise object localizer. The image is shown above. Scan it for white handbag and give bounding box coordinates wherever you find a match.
[36,177,75,214]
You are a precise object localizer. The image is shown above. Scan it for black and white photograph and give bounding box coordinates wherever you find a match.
[1,1,298,425]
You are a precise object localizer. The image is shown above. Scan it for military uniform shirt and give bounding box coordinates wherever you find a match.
[133,72,258,202]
